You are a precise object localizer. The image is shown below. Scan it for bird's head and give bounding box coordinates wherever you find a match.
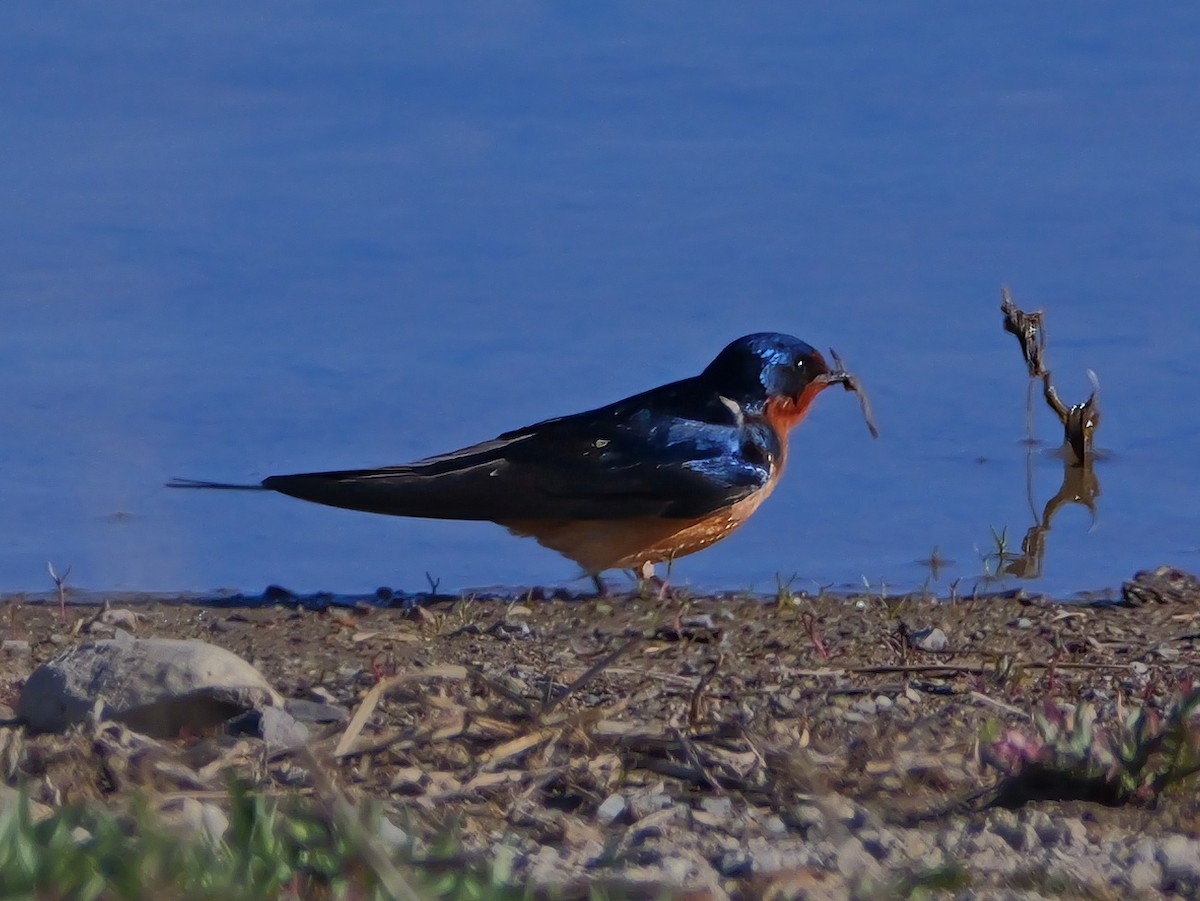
[699,333,831,429]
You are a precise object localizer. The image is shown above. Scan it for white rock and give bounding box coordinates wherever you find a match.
[19,635,283,737]
[596,793,626,825]
[159,797,229,846]
[1159,834,1200,887]
[910,627,948,651]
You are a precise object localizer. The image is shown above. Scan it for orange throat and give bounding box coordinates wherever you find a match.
[764,380,830,433]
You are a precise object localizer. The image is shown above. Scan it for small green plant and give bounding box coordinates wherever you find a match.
[773,572,801,610]
[977,526,1017,580]
[982,682,1200,805]
[0,782,543,900]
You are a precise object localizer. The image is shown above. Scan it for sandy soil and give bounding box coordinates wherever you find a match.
[1,568,1199,898]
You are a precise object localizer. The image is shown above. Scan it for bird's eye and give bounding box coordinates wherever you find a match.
[794,360,805,370]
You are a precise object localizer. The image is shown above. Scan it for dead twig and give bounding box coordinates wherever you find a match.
[1000,286,1047,377]
[47,562,71,622]
[669,726,724,794]
[540,636,641,718]
[824,347,880,438]
[688,654,723,728]
[334,665,469,758]
[1000,286,1101,464]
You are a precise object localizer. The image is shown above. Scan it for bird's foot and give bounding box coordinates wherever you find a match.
[629,562,674,601]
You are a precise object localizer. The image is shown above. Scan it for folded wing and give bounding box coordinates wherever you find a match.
[263,392,776,522]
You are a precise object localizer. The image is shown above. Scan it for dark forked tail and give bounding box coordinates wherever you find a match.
[166,478,268,490]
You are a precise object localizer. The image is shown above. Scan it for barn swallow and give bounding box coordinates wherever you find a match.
[169,333,876,582]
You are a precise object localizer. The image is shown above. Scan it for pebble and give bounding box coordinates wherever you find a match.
[0,640,31,656]
[763,815,788,837]
[1158,834,1200,888]
[1061,818,1089,847]
[159,797,228,846]
[1012,617,1034,629]
[699,796,733,822]
[852,697,877,716]
[856,828,893,862]
[787,802,825,836]
[835,836,881,881]
[714,848,752,877]
[596,794,627,826]
[627,788,673,820]
[910,627,949,651]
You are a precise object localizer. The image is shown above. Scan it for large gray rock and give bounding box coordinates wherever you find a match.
[19,633,283,737]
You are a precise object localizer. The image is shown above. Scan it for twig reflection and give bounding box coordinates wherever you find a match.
[998,286,1103,580]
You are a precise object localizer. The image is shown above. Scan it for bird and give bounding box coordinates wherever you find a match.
[169,332,875,587]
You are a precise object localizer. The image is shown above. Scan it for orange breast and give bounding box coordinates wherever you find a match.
[502,477,782,574]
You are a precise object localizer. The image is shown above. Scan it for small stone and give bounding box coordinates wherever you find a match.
[764,815,788,837]
[1061,819,1088,847]
[257,706,310,750]
[375,816,409,850]
[836,836,881,881]
[158,797,228,846]
[596,793,626,826]
[0,785,54,821]
[627,788,673,820]
[1156,646,1182,662]
[1125,860,1161,893]
[993,820,1036,852]
[873,695,893,712]
[857,828,893,861]
[699,796,733,821]
[787,802,825,836]
[1,640,31,656]
[284,698,348,724]
[92,608,142,632]
[487,619,532,640]
[714,848,752,877]
[1130,837,1159,867]
[1012,617,1034,629]
[1034,820,1066,847]
[1159,833,1200,888]
[903,831,935,859]
[853,697,877,716]
[910,627,948,651]
[307,686,337,704]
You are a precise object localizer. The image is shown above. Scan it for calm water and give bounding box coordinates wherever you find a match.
[4,4,1199,598]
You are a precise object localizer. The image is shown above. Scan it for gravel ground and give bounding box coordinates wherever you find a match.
[2,570,1199,899]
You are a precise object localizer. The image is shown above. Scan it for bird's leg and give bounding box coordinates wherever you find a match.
[631,561,670,600]
[591,573,609,597]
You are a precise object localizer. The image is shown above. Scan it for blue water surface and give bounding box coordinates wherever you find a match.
[3,3,1199,598]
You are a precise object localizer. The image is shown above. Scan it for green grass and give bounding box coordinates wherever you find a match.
[0,783,536,901]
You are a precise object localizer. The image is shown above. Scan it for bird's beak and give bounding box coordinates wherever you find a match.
[817,348,879,439]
